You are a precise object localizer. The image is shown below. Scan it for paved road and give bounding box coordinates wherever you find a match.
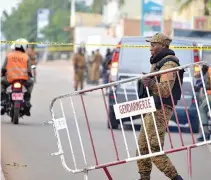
[1,61,211,180]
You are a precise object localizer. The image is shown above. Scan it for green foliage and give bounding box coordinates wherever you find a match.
[2,0,43,41]
[91,0,107,14]
[119,0,125,7]
[176,0,211,15]
[91,0,124,14]
[1,0,92,42]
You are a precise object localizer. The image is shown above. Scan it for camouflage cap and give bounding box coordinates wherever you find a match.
[146,33,172,46]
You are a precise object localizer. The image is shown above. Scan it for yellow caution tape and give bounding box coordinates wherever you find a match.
[35,46,74,52]
[1,40,211,50]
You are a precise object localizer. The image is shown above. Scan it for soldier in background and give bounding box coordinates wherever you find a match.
[90,49,102,85]
[27,44,37,82]
[103,48,113,94]
[87,51,95,84]
[73,47,86,91]
[27,44,37,65]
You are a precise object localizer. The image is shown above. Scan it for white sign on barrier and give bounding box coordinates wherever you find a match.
[53,117,67,131]
[113,96,156,119]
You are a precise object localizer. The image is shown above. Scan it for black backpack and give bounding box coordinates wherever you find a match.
[137,55,185,107]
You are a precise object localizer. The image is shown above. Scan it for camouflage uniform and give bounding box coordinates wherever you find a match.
[90,50,102,84]
[73,52,86,91]
[137,33,179,180]
[27,47,37,65]
[87,52,95,83]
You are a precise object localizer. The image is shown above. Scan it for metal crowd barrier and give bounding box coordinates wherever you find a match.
[45,61,211,180]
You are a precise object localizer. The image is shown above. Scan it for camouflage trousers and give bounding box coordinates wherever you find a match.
[137,107,178,180]
[74,70,84,91]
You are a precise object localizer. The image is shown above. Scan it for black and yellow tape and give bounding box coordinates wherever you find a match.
[36,46,74,52]
[1,40,211,51]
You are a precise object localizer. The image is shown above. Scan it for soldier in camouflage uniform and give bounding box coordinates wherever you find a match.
[73,47,86,91]
[137,33,183,180]
[90,49,103,85]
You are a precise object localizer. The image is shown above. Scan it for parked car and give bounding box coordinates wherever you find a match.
[200,41,211,64]
[107,36,203,133]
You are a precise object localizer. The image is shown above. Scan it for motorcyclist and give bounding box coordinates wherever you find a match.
[1,38,34,116]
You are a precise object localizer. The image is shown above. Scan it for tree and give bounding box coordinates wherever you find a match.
[1,0,91,42]
[41,9,70,42]
[41,0,92,42]
[40,0,70,42]
[91,0,124,14]
[177,0,211,15]
[2,10,9,20]
[91,0,107,14]
[1,0,46,41]
[75,1,92,13]
[119,0,125,7]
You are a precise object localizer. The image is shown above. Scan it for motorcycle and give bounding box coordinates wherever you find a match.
[3,81,28,124]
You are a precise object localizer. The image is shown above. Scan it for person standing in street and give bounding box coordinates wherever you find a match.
[137,33,184,180]
[103,48,113,94]
[27,44,37,82]
[197,65,211,141]
[73,47,86,91]
[87,51,95,84]
[90,49,102,85]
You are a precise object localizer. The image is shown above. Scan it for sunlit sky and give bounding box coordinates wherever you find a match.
[0,0,21,16]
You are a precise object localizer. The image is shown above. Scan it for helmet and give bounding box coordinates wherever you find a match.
[10,44,15,50]
[14,38,29,52]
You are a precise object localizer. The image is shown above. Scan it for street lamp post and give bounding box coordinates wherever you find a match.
[70,0,75,28]
[70,0,75,53]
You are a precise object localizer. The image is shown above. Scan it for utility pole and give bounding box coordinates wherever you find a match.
[70,0,76,53]
[71,0,76,27]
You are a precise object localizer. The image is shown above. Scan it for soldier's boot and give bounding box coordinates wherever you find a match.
[197,125,211,142]
[172,175,184,180]
[24,92,32,116]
